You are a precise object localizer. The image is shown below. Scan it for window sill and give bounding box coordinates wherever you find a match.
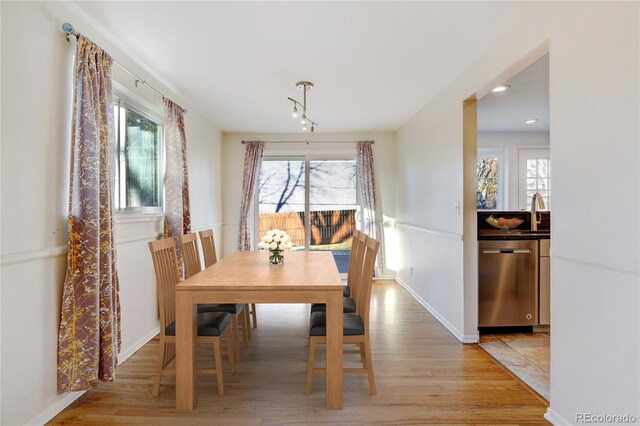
[114,211,164,225]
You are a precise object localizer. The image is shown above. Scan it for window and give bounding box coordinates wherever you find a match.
[477,149,505,210]
[519,149,550,210]
[113,99,163,211]
[256,156,358,273]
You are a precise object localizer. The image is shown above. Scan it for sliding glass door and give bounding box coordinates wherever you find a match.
[257,157,357,273]
[309,160,357,273]
[257,159,306,250]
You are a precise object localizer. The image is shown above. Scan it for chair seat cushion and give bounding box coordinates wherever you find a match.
[310,297,356,314]
[165,312,232,337]
[343,285,350,297]
[309,312,365,336]
[197,303,243,314]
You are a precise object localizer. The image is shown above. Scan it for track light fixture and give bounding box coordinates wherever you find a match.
[287,81,318,132]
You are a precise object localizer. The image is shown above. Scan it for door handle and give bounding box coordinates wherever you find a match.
[481,248,532,254]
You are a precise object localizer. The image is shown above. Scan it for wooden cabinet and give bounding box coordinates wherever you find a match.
[538,239,551,325]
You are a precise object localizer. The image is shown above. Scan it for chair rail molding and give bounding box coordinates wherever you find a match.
[0,245,68,266]
[552,248,639,277]
[191,222,224,232]
[396,221,464,241]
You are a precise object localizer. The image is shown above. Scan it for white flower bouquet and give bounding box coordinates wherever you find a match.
[257,229,293,265]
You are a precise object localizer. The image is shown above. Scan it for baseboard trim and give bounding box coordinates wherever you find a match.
[28,325,160,426]
[373,275,396,281]
[118,325,160,366]
[544,407,571,425]
[25,391,87,426]
[396,276,475,343]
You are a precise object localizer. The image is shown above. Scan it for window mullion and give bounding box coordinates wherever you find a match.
[304,157,310,251]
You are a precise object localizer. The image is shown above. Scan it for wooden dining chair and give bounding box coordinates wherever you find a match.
[180,232,247,361]
[309,230,366,314]
[305,235,380,395]
[199,229,252,345]
[148,237,234,396]
[343,229,363,297]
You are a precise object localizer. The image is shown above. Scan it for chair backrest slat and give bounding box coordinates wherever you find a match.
[351,231,368,303]
[199,229,218,268]
[179,232,202,279]
[357,236,380,328]
[148,238,181,331]
[347,230,362,290]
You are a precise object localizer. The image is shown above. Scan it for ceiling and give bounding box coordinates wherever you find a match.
[71,2,513,133]
[477,54,549,132]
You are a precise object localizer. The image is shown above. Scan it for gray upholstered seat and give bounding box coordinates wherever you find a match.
[343,285,350,297]
[309,311,365,337]
[310,297,356,314]
[197,303,243,314]
[165,311,232,337]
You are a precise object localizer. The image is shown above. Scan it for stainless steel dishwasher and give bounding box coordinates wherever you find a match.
[479,240,538,327]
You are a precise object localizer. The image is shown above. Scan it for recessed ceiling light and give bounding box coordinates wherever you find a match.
[524,119,539,125]
[491,85,510,93]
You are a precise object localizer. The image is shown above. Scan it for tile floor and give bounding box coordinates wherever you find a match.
[479,332,550,401]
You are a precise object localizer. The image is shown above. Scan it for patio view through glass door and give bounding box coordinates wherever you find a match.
[257,158,357,273]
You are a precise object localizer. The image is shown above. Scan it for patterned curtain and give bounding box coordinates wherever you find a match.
[237,141,264,251]
[163,98,191,277]
[356,141,385,276]
[58,35,121,393]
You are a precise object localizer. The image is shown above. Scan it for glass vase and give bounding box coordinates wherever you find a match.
[269,250,284,265]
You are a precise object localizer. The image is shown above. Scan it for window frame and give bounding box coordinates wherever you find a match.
[518,148,550,210]
[253,153,359,252]
[112,94,165,215]
[477,148,507,211]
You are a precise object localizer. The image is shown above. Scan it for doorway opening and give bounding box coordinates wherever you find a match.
[464,49,551,401]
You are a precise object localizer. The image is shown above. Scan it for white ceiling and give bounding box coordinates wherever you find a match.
[477,54,549,132]
[72,1,513,133]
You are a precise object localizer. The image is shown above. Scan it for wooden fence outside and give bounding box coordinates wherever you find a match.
[258,209,356,246]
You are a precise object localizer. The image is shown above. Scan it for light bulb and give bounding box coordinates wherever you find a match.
[292,105,298,118]
[492,85,510,93]
[301,114,307,125]
[310,124,315,133]
[302,123,308,131]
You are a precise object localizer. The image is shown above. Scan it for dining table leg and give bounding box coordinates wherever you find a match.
[325,289,344,409]
[176,290,197,410]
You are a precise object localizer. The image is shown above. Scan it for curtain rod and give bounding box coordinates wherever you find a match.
[61,23,187,114]
[240,140,374,144]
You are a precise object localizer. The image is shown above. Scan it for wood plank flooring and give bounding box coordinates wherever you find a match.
[49,281,548,425]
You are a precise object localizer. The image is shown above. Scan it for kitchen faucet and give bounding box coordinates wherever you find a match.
[531,192,546,231]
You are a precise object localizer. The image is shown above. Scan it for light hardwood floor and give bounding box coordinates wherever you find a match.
[50,281,549,425]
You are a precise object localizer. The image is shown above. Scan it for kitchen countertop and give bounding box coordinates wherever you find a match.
[478,229,550,241]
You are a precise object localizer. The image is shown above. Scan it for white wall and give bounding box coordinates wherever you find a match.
[0,2,223,424]
[221,132,396,276]
[477,131,549,210]
[395,2,639,424]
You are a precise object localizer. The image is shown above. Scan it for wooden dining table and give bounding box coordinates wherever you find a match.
[175,250,344,410]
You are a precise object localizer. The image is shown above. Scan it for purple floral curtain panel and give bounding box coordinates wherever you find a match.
[357,141,385,276]
[163,98,191,277]
[237,141,264,251]
[58,35,121,393]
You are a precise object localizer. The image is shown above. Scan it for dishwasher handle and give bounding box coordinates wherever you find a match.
[482,248,532,254]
